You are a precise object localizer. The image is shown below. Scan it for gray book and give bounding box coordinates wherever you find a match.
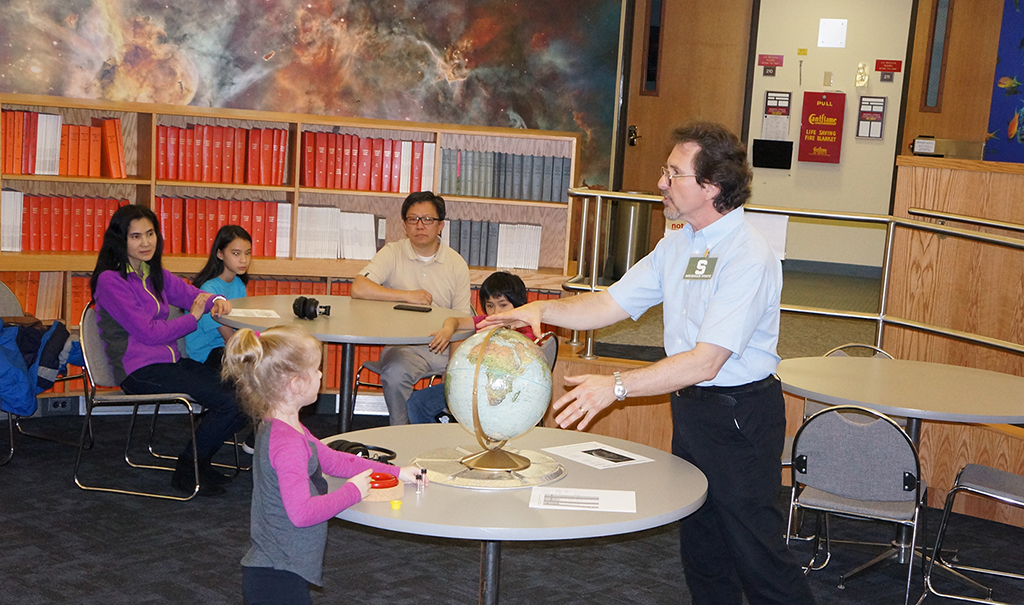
[439,148,451,195]
[479,221,490,266]
[541,155,554,202]
[503,152,514,199]
[454,149,463,196]
[511,154,524,200]
[463,150,473,197]
[469,220,482,266]
[486,220,500,267]
[459,219,472,263]
[521,155,533,201]
[448,218,461,254]
[531,155,545,202]
[551,156,564,204]
[561,155,572,202]
[483,152,494,199]
[495,153,505,198]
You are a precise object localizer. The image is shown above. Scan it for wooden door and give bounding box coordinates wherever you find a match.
[620,0,755,245]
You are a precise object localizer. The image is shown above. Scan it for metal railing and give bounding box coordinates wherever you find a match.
[563,187,1024,360]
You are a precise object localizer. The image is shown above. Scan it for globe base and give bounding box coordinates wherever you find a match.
[460,448,532,472]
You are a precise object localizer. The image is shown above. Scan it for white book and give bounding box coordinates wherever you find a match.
[528,224,542,270]
[1,189,24,252]
[440,219,450,248]
[296,207,312,258]
[338,211,352,260]
[399,141,413,193]
[496,222,512,269]
[421,142,436,192]
[277,203,291,258]
[359,212,377,260]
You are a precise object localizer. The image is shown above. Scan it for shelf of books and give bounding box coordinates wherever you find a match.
[1,93,578,398]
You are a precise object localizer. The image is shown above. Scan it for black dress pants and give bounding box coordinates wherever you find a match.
[122,358,247,462]
[672,376,815,605]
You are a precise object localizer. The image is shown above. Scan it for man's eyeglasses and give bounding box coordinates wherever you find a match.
[660,166,697,181]
[405,216,441,226]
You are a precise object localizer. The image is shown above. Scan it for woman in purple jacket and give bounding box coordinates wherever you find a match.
[90,204,247,497]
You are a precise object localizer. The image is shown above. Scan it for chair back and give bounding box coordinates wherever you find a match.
[825,343,894,359]
[168,305,189,358]
[0,281,23,316]
[792,405,919,503]
[535,331,559,369]
[80,304,121,390]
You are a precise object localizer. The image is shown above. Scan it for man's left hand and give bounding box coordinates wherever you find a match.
[553,373,618,431]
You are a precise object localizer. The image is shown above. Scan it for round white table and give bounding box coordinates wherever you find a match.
[217,295,471,432]
[323,424,708,605]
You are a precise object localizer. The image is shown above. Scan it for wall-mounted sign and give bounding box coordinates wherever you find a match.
[763,66,777,76]
[758,54,784,67]
[874,59,903,73]
[857,96,886,139]
[798,91,845,164]
[762,91,791,140]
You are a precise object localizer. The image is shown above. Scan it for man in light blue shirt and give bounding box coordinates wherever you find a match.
[481,123,814,605]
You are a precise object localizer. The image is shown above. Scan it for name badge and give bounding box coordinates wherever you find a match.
[684,256,717,279]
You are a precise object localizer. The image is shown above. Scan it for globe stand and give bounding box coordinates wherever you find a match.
[461,327,533,473]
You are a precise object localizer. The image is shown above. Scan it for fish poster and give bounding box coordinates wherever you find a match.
[985,0,1024,162]
[0,0,623,186]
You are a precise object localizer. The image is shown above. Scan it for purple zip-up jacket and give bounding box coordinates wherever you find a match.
[94,266,222,384]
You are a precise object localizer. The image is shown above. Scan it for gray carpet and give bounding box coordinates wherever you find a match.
[3,414,1024,604]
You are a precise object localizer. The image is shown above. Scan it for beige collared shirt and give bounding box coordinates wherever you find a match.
[360,238,473,314]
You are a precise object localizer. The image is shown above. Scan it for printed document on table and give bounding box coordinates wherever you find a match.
[529,487,636,513]
[543,441,653,470]
[227,309,280,318]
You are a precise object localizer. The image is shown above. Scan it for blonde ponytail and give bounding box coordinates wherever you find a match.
[222,326,321,420]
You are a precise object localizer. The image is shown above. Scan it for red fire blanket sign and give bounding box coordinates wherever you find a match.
[798,91,845,164]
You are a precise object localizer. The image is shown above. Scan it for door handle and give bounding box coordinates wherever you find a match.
[628,125,641,146]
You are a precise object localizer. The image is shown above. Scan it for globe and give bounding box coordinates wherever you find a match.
[445,327,553,470]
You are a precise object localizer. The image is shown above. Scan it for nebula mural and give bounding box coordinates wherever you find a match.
[0,0,623,184]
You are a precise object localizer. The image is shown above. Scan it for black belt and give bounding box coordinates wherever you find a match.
[676,374,778,399]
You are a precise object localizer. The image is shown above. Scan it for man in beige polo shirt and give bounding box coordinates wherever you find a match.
[352,191,473,424]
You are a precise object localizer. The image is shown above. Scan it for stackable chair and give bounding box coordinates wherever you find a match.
[74,303,202,500]
[782,343,895,544]
[922,463,1024,604]
[787,405,923,605]
[346,360,443,431]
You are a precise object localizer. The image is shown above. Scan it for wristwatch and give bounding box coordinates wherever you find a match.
[613,371,628,401]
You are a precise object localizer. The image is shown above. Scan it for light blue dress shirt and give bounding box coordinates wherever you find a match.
[607,207,782,387]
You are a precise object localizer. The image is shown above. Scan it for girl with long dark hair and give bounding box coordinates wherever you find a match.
[185,225,252,368]
[91,204,247,497]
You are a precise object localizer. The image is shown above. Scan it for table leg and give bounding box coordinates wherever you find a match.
[337,343,356,434]
[479,541,501,605]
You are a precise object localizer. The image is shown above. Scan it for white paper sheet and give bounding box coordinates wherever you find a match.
[226,309,280,318]
[542,441,653,470]
[529,487,636,513]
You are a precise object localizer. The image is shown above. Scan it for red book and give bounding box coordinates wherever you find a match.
[211,126,223,183]
[61,198,72,252]
[201,125,213,182]
[289,280,301,295]
[83,198,95,253]
[260,129,273,186]
[314,132,327,188]
[157,196,172,243]
[206,198,219,245]
[50,197,64,251]
[302,131,315,187]
[273,129,284,185]
[300,280,313,295]
[70,197,85,252]
[88,126,102,177]
[381,139,393,193]
[356,137,372,190]
[77,123,90,177]
[234,128,246,184]
[334,134,344,189]
[194,198,208,254]
[217,199,230,232]
[326,133,337,189]
[113,117,126,178]
[58,124,70,175]
[185,198,197,254]
[410,141,424,192]
[182,128,194,182]
[251,201,265,257]
[166,125,178,181]
[24,112,38,175]
[192,125,203,181]
[170,197,184,254]
[20,202,29,251]
[350,135,360,189]
[1,112,10,174]
[25,272,39,317]
[229,200,241,229]
[177,126,187,181]
[92,118,123,179]
[25,195,39,251]
[222,127,234,184]
[277,129,287,185]
[341,134,352,189]
[71,275,87,327]
[247,129,260,184]
[93,199,106,252]
[156,125,168,180]
[38,197,51,252]
[65,125,80,177]
[390,139,402,192]
[12,111,24,175]
[369,139,384,191]
[264,202,278,258]
[240,200,253,236]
